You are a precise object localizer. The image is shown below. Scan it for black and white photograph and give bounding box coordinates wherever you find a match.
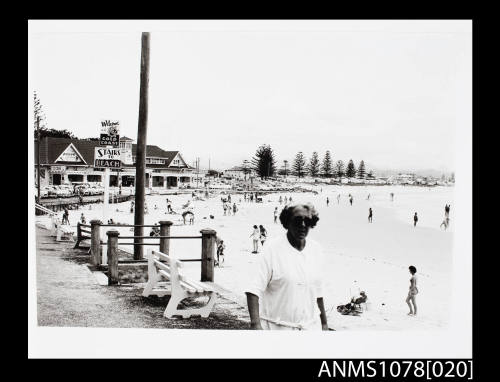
[28,20,472,361]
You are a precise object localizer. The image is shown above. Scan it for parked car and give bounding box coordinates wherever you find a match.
[47,186,59,197]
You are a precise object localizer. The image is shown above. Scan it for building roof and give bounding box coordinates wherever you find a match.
[35,137,192,169]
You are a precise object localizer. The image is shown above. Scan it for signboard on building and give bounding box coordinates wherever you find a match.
[121,148,133,165]
[94,147,121,169]
[51,166,66,173]
[99,120,120,147]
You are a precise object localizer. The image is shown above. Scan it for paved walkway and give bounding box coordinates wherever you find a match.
[36,226,250,329]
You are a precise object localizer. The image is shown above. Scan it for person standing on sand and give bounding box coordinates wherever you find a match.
[80,213,86,225]
[62,207,70,225]
[233,202,237,215]
[337,194,340,204]
[245,203,330,330]
[366,193,370,200]
[349,195,353,206]
[274,207,279,223]
[326,197,329,207]
[223,203,227,216]
[413,212,418,227]
[250,225,260,253]
[445,204,450,218]
[368,208,373,223]
[390,192,394,201]
[406,265,418,316]
[279,195,283,205]
[259,225,268,246]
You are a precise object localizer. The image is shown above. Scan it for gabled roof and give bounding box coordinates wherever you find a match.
[35,137,192,169]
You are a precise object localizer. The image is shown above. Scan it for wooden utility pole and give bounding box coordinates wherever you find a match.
[133,32,151,260]
[36,116,41,204]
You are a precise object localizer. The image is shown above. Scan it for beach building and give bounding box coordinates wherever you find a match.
[223,166,256,180]
[34,136,195,189]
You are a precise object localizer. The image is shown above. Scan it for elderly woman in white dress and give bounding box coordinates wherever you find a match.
[245,203,330,330]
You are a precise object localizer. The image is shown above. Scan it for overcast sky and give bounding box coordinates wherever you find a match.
[28,21,471,173]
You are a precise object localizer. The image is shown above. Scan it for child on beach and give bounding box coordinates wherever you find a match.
[259,225,267,246]
[62,208,70,225]
[406,266,418,316]
[274,207,278,223]
[250,225,260,253]
[413,212,418,227]
[216,240,225,266]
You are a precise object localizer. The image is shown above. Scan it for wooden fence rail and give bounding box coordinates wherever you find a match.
[103,222,216,284]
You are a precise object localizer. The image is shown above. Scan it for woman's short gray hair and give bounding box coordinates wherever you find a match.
[279,203,320,229]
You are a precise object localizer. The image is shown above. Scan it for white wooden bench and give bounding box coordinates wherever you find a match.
[142,249,217,318]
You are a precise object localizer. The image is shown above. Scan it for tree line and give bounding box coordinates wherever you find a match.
[250,144,374,180]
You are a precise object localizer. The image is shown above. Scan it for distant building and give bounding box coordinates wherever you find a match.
[35,136,195,189]
[223,166,256,180]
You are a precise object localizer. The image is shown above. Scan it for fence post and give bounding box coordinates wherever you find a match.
[107,230,120,285]
[159,221,173,254]
[74,222,82,249]
[200,229,216,282]
[90,220,102,266]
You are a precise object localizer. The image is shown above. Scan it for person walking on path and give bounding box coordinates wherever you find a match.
[326,197,329,207]
[245,203,330,330]
[413,212,418,227]
[274,207,279,223]
[368,208,373,223]
[406,265,419,316]
[259,225,267,247]
[250,225,260,253]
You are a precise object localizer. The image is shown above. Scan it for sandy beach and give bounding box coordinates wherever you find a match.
[56,184,454,331]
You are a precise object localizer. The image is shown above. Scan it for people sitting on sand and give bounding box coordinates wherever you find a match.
[107,219,114,225]
[337,291,368,315]
[182,210,195,225]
